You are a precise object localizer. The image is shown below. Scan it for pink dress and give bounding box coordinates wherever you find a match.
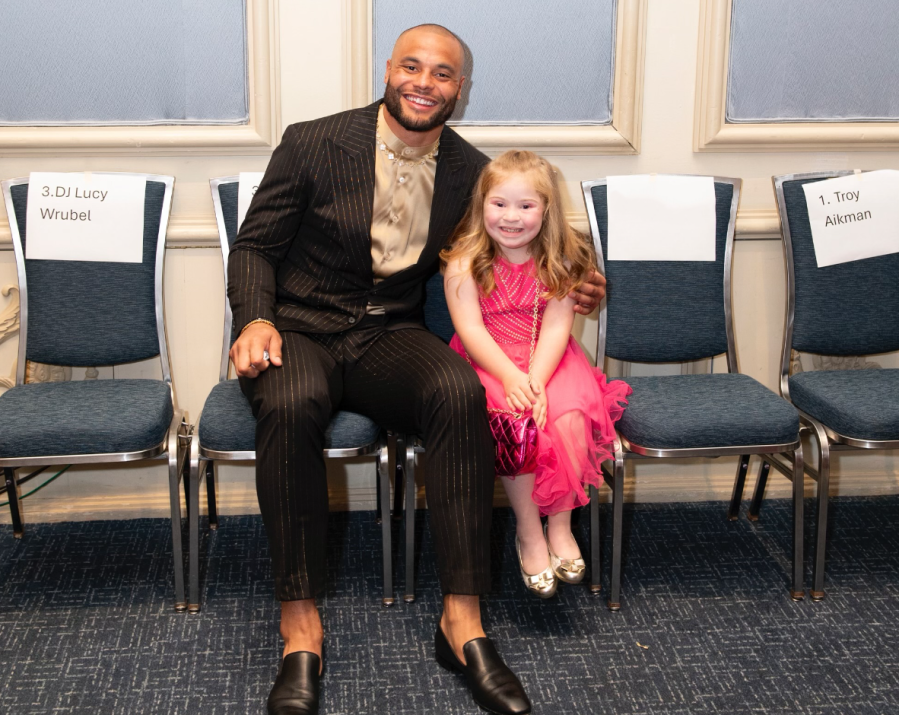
[450,256,631,515]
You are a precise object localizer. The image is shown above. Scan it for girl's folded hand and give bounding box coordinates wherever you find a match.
[502,368,538,413]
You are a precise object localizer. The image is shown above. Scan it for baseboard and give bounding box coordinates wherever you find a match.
[4,471,899,525]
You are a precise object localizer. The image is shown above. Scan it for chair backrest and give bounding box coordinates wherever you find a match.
[581,176,741,370]
[423,271,454,343]
[209,176,241,381]
[774,171,899,394]
[1,173,174,386]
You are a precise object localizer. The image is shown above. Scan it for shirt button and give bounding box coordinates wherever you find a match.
[403,148,413,156]
[398,176,406,184]
[348,316,356,324]
[390,214,399,223]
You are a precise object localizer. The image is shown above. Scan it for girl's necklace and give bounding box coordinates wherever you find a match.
[376,132,439,167]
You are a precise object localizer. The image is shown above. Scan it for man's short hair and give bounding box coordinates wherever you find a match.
[398,23,464,53]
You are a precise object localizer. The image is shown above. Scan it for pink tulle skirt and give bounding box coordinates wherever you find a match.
[450,335,631,516]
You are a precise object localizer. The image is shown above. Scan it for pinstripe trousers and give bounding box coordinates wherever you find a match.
[240,322,495,601]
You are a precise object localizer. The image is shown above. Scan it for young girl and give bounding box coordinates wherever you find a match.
[441,150,630,598]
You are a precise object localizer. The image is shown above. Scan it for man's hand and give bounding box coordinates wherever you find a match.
[230,322,283,377]
[569,269,606,316]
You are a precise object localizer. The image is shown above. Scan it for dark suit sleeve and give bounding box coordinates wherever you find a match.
[227,124,309,333]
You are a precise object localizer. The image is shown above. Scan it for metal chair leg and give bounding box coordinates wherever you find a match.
[205,460,218,531]
[167,412,187,612]
[378,438,394,606]
[589,482,601,595]
[747,459,771,522]
[789,444,805,600]
[809,421,831,601]
[4,467,23,538]
[727,454,751,521]
[188,434,202,614]
[608,444,625,611]
[393,434,405,522]
[403,440,416,603]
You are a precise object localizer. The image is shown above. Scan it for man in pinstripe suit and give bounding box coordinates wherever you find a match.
[228,24,604,715]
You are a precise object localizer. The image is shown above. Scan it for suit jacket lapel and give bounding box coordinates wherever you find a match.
[416,125,470,271]
[332,102,380,280]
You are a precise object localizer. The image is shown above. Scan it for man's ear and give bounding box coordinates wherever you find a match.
[456,76,466,99]
[383,59,392,85]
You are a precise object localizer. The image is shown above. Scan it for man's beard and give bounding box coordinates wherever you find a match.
[382,81,458,133]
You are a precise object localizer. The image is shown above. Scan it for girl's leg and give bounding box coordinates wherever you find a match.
[501,473,549,574]
[546,509,581,559]
[546,410,589,559]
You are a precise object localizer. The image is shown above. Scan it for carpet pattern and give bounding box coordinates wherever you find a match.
[2,497,899,714]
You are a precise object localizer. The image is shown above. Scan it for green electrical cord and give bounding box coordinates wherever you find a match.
[0,465,71,508]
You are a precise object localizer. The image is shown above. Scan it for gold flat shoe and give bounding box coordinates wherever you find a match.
[515,537,556,598]
[545,525,586,584]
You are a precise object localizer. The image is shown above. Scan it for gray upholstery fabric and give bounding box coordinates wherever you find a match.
[0,379,173,457]
[215,180,240,347]
[588,182,732,362]
[789,369,899,441]
[198,380,381,453]
[11,181,166,366]
[423,272,454,344]
[217,181,240,247]
[781,178,899,355]
[618,374,799,449]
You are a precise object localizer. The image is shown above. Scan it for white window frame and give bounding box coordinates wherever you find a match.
[694,0,899,152]
[346,0,647,155]
[0,0,281,156]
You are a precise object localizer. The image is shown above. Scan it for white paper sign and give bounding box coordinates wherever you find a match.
[802,169,899,268]
[25,172,146,263]
[606,175,717,261]
[237,172,265,232]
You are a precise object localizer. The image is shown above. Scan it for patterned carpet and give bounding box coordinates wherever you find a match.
[2,497,899,714]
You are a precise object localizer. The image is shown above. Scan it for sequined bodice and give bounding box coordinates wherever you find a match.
[479,257,547,344]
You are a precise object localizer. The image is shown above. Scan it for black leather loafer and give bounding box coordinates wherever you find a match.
[435,627,531,714]
[267,651,321,715]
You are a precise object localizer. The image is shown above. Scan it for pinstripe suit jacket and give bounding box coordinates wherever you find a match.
[227,101,489,336]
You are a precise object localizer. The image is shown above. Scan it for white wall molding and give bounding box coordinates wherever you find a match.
[0,208,782,250]
[694,0,899,153]
[349,0,646,155]
[568,207,780,240]
[0,0,281,156]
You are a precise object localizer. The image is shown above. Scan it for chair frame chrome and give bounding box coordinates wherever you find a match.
[749,170,899,601]
[581,175,804,610]
[0,173,190,612]
[186,177,392,614]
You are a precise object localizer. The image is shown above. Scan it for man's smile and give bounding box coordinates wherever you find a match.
[404,93,438,108]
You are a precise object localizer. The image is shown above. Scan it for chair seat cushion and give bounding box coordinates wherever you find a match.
[789,369,899,441]
[618,373,799,450]
[0,379,173,457]
[197,380,381,453]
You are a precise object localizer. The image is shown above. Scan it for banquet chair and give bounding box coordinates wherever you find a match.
[741,170,899,601]
[581,175,803,610]
[186,177,392,613]
[0,174,190,611]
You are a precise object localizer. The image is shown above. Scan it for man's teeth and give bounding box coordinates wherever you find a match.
[406,96,437,107]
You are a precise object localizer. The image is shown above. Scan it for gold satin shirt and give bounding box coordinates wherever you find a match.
[369,105,439,288]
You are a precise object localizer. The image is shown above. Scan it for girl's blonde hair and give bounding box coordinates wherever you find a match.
[440,150,595,298]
